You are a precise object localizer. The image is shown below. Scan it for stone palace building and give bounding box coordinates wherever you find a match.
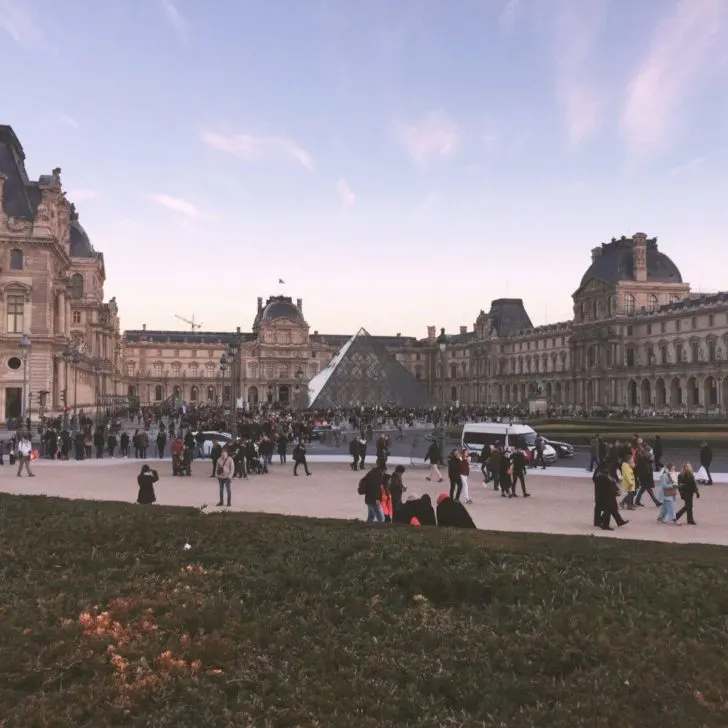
[2,123,728,421]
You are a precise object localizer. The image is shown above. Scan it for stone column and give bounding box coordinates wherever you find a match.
[58,292,66,337]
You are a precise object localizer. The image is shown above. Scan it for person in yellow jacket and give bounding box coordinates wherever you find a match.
[619,456,636,510]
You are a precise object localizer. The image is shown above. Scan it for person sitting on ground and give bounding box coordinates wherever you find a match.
[435,492,476,529]
[393,493,437,526]
[137,464,159,505]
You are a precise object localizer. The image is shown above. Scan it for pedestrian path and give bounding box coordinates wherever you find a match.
[21,455,728,484]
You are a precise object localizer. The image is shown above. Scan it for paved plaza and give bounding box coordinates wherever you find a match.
[2,457,727,547]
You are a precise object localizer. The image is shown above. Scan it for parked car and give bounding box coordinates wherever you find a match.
[311,424,332,441]
[192,431,232,458]
[543,438,575,459]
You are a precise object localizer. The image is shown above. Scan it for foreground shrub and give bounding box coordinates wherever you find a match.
[1,494,728,727]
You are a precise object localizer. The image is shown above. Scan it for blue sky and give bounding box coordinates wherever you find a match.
[2,0,727,336]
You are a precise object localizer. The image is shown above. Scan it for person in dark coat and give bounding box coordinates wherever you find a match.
[436,493,476,529]
[348,436,359,470]
[675,462,700,524]
[393,494,437,526]
[447,449,463,501]
[593,462,628,530]
[292,441,311,476]
[699,441,713,485]
[510,447,530,498]
[358,464,385,522]
[634,445,660,507]
[652,435,663,471]
[137,464,159,505]
[388,465,407,515]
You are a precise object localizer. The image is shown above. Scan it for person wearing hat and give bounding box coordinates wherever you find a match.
[388,465,407,516]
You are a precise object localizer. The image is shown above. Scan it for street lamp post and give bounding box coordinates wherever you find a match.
[62,344,73,430]
[226,338,240,433]
[267,384,273,408]
[436,327,448,457]
[219,353,228,421]
[72,352,80,426]
[18,334,31,429]
[93,362,102,425]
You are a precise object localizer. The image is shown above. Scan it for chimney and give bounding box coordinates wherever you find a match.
[236,326,241,334]
[0,172,6,206]
[591,246,602,263]
[632,232,647,282]
[296,298,302,313]
[459,325,467,335]
[257,297,263,314]
[427,325,436,343]
[142,323,147,331]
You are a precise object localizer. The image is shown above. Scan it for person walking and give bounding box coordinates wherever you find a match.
[619,455,636,510]
[699,441,713,485]
[292,441,311,476]
[533,433,547,469]
[593,461,628,531]
[657,463,679,525]
[16,434,35,477]
[510,446,530,498]
[634,446,661,507]
[215,446,234,507]
[424,440,444,482]
[675,462,699,525]
[459,448,472,504]
[588,435,600,472]
[652,435,663,471]
[447,449,463,502]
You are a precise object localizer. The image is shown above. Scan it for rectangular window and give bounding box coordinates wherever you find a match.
[647,324,652,335]
[172,363,181,377]
[72,310,82,324]
[676,319,681,332]
[126,362,136,376]
[6,295,24,333]
[154,363,163,376]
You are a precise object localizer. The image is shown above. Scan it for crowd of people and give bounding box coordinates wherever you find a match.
[590,434,709,530]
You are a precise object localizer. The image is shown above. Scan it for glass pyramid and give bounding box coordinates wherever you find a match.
[307,328,436,408]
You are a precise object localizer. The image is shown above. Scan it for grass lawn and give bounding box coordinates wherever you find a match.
[2,493,728,727]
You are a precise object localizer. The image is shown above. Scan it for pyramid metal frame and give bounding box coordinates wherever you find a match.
[307,328,436,408]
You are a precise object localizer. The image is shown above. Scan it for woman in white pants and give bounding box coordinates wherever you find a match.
[460,448,472,504]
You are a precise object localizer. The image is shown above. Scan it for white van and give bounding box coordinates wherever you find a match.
[460,422,557,464]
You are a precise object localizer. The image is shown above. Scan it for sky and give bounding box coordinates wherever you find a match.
[2,0,728,337]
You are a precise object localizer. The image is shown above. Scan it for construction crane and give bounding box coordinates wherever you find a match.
[175,314,203,331]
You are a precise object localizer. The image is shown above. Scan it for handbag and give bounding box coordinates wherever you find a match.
[663,486,677,497]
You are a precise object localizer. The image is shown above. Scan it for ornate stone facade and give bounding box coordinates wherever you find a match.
[4,126,726,419]
[121,235,728,416]
[0,126,122,422]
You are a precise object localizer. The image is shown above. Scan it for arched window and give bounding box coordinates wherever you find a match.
[71,274,84,299]
[625,294,635,314]
[648,294,658,312]
[10,248,23,270]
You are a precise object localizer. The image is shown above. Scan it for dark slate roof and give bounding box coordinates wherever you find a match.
[124,330,255,345]
[0,125,41,220]
[579,236,682,288]
[656,291,728,314]
[311,333,420,349]
[69,219,97,258]
[489,298,533,337]
[260,296,303,323]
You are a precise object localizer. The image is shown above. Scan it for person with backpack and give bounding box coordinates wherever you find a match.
[358,464,385,522]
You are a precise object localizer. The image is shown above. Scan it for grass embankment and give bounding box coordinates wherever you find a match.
[2,494,728,727]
